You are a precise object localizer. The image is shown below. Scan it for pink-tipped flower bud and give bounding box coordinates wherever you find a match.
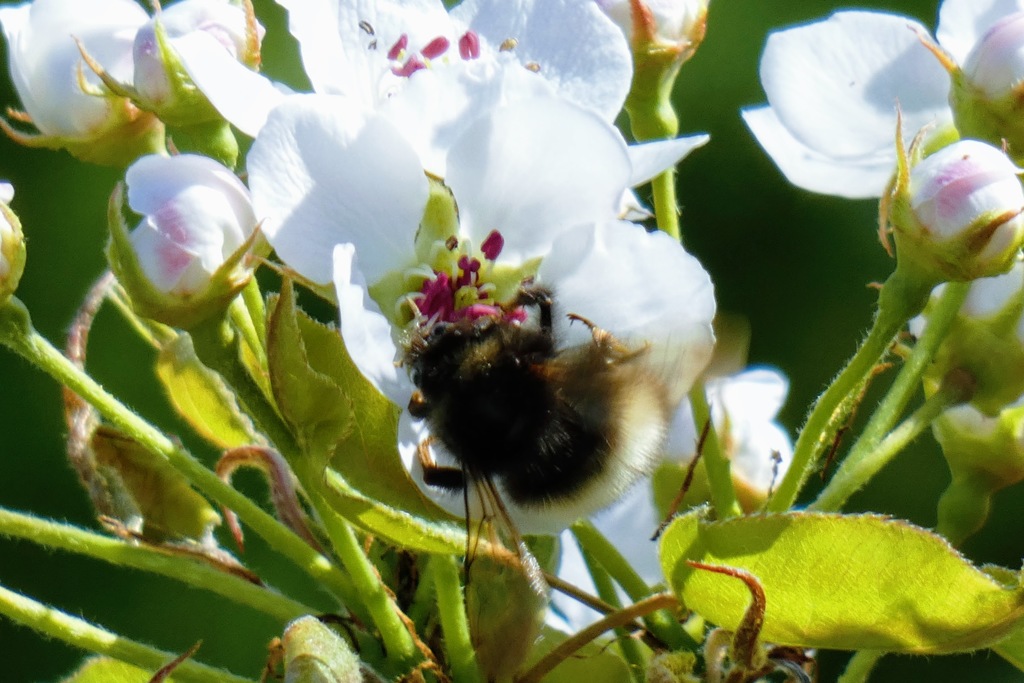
[0,0,164,165]
[891,139,1024,283]
[0,183,25,301]
[107,154,259,327]
[133,0,264,122]
[949,12,1024,163]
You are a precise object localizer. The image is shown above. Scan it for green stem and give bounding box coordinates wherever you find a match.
[688,383,742,518]
[432,554,485,683]
[0,582,253,683]
[241,276,267,346]
[188,316,417,666]
[767,270,934,512]
[811,379,967,511]
[837,650,884,683]
[650,169,681,242]
[0,507,312,623]
[302,482,419,668]
[811,282,971,512]
[0,298,354,607]
[571,520,691,650]
[577,542,646,682]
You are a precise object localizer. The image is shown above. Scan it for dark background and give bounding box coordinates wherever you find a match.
[1,0,1022,680]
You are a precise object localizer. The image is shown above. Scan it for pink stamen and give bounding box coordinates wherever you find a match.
[387,33,409,60]
[421,36,450,59]
[392,55,426,77]
[462,303,503,320]
[481,230,504,261]
[458,31,481,60]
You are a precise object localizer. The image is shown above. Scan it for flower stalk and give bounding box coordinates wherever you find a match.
[432,554,485,683]
[0,581,253,683]
[0,297,356,608]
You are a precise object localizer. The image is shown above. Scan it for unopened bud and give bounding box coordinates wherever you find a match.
[598,0,708,58]
[107,153,259,328]
[890,139,1024,283]
[0,0,164,166]
[950,12,1024,159]
[132,0,264,126]
[0,183,25,301]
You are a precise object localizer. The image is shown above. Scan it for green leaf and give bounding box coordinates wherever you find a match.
[267,281,454,526]
[267,281,354,458]
[155,333,258,449]
[660,510,1024,653]
[323,469,464,555]
[523,627,633,683]
[60,656,176,683]
[994,622,1024,672]
[92,426,221,542]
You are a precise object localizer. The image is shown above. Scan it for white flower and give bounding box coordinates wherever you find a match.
[742,1,1024,199]
[126,154,256,296]
[175,0,634,152]
[133,0,262,108]
[549,367,793,630]
[248,94,715,532]
[0,0,147,137]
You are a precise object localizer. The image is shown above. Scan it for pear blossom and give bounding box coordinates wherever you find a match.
[247,93,715,531]
[124,154,256,297]
[0,0,165,164]
[549,367,793,630]
[178,0,633,142]
[742,1,1024,199]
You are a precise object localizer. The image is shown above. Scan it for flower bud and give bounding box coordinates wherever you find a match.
[0,0,165,166]
[0,183,25,302]
[914,263,1024,415]
[950,12,1024,159]
[933,394,1024,544]
[107,153,259,328]
[889,139,1024,283]
[132,0,264,126]
[597,0,708,58]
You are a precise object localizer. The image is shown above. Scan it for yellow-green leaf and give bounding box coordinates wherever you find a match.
[267,281,353,458]
[994,622,1024,672]
[155,333,258,449]
[60,656,176,683]
[93,427,220,542]
[323,469,464,555]
[660,510,1024,653]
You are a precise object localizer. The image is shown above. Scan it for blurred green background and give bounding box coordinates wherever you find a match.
[1,0,1022,680]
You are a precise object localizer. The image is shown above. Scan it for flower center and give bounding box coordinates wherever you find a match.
[387,30,481,78]
[409,229,527,325]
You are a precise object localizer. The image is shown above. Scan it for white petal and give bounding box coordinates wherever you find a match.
[446,98,630,261]
[247,96,428,284]
[175,31,288,137]
[452,0,632,121]
[937,0,1024,63]
[760,11,950,160]
[276,0,451,103]
[380,55,557,176]
[742,106,895,198]
[627,134,710,187]
[333,244,413,403]
[0,182,14,204]
[538,221,716,406]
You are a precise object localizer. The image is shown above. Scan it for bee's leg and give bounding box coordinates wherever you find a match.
[566,312,647,361]
[417,436,466,491]
[407,390,430,419]
[513,285,554,333]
